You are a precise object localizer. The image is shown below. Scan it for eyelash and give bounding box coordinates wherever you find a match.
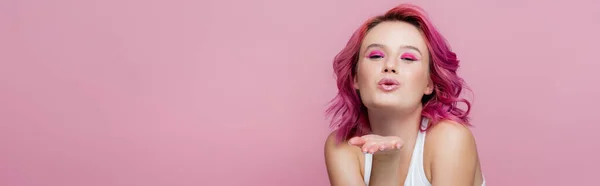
[368,54,384,59]
[402,57,416,61]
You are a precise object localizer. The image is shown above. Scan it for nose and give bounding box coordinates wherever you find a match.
[382,58,398,74]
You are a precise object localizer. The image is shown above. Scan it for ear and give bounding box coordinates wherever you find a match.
[425,79,434,95]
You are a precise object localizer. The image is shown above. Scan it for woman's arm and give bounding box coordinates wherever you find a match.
[325,132,405,186]
[324,132,365,186]
[428,122,478,186]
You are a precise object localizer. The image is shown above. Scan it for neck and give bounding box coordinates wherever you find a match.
[368,105,423,143]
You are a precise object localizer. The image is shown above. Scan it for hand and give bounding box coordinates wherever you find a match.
[348,134,404,154]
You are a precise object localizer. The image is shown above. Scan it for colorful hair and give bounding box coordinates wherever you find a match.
[326,3,472,143]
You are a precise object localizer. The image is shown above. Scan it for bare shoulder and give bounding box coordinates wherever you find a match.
[324,131,350,151]
[424,120,481,185]
[324,130,361,167]
[324,131,365,186]
[426,120,477,151]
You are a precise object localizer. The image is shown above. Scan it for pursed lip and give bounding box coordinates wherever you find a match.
[377,78,400,91]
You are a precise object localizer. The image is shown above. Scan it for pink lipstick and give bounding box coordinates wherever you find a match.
[377,78,400,92]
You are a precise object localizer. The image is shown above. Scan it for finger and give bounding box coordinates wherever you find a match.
[368,142,382,154]
[380,142,395,151]
[389,140,402,150]
[371,143,384,153]
[360,134,380,141]
[385,137,403,149]
[374,140,401,152]
[395,141,404,149]
[397,140,405,149]
[362,141,378,153]
[348,137,365,146]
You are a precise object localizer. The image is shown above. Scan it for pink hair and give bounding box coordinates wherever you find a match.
[326,4,472,143]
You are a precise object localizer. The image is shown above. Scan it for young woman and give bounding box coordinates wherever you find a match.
[324,4,485,186]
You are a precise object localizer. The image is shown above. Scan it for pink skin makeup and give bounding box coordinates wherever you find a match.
[367,50,384,59]
[400,52,419,61]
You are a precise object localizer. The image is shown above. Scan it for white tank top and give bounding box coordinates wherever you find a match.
[363,118,485,186]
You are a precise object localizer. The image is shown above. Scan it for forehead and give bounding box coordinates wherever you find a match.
[361,21,428,53]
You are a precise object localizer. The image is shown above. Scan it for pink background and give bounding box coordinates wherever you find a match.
[1,0,599,185]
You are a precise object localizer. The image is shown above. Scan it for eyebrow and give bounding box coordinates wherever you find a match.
[365,43,422,54]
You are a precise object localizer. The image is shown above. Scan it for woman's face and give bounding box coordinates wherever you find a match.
[354,21,433,112]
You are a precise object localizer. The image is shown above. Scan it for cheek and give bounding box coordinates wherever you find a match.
[400,66,429,87]
[355,62,377,85]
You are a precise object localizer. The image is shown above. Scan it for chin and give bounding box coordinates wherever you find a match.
[363,99,403,110]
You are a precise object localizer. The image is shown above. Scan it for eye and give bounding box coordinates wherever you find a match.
[400,53,419,61]
[367,50,385,59]
[401,57,416,61]
[369,55,384,59]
